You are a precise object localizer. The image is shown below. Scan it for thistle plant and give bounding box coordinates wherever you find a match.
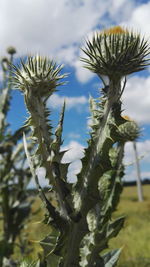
[0,48,33,266]
[13,26,150,266]
[121,116,144,202]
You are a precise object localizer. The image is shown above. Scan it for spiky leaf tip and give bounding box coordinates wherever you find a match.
[81,26,150,80]
[12,55,66,97]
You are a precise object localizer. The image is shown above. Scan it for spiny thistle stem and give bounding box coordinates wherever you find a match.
[76,79,122,216]
[63,26,149,266]
[78,26,150,209]
[25,89,71,220]
[12,56,72,220]
[0,48,16,131]
[23,133,66,229]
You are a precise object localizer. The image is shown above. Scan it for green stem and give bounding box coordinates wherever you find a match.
[63,219,88,267]
[80,80,121,213]
[62,81,122,266]
[25,94,72,220]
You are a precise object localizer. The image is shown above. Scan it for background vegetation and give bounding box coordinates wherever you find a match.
[10,185,149,267]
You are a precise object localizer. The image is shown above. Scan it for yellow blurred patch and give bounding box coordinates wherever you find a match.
[102,26,128,35]
[122,115,133,121]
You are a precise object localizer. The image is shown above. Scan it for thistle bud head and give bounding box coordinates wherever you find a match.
[7,46,16,55]
[82,26,150,80]
[12,55,66,97]
[117,121,140,142]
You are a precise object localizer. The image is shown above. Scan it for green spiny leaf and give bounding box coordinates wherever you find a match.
[107,217,125,239]
[45,253,62,267]
[102,248,122,267]
[40,228,60,256]
[20,259,40,267]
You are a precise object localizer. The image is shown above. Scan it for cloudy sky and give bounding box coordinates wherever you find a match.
[1,0,150,184]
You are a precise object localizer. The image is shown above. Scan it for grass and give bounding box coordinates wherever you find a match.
[110,185,150,267]
[8,185,150,265]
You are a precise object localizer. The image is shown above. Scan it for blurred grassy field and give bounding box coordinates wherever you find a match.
[110,185,150,267]
[14,185,150,266]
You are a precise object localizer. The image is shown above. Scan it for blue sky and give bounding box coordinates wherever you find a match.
[1,0,150,183]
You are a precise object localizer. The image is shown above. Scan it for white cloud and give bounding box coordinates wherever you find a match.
[62,140,84,163]
[124,140,150,165]
[109,0,136,23]
[0,0,142,83]
[28,167,49,188]
[122,1,150,38]
[122,75,150,124]
[0,0,109,56]
[87,117,93,130]
[55,45,77,65]
[73,59,95,83]
[47,93,88,112]
[61,140,84,182]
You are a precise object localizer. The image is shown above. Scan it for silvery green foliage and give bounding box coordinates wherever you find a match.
[117,121,140,142]
[20,259,40,267]
[12,27,149,267]
[0,48,33,266]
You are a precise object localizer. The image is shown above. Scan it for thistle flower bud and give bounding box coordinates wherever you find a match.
[2,57,8,63]
[1,57,9,71]
[7,46,16,55]
[117,121,140,142]
[12,55,66,97]
[82,26,150,80]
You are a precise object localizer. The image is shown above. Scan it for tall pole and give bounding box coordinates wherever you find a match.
[133,141,144,202]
